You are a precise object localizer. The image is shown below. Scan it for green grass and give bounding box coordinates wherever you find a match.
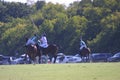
[0,63,120,80]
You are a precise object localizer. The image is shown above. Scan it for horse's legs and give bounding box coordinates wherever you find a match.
[38,52,42,64]
[37,47,42,64]
[81,56,84,62]
[88,54,90,62]
[36,56,39,64]
[39,56,42,64]
[31,53,37,64]
[41,54,49,64]
[82,56,87,62]
[49,57,52,63]
[25,53,28,64]
[86,53,90,62]
[53,55,57,63]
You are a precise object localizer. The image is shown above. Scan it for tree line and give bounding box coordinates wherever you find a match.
[0,0,120,56]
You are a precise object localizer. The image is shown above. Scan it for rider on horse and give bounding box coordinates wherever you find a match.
[38,33,48,53]
[79,36,87,51]
[25,34,38,46]
[79,37,90,62]
[38,33,48,48]
[25,33,48,50]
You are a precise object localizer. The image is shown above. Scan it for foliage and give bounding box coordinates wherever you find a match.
[35,0,45,10]
[0,0,120,55]
[0,18,38,55]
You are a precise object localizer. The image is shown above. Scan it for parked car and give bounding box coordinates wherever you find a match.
[74,54,81,57]
[12,57,25,64]
[11,54,29,64]
[55,55,82,63]
[107,52,120,62]
[66,56,82,63]
[57,53,65,55]
[0,55,10,65]
[40,55,51,63]
[53,53,65,63]
[91,53,112,62]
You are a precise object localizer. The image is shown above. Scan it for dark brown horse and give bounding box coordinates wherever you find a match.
[25,37,41,64]
[40,44,58,63]
[25,44,41,64]
[79,47,91,62]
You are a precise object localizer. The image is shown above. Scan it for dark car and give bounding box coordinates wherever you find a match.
[91,53,112,62]
[0,55,10,65]
[107,52,120,62]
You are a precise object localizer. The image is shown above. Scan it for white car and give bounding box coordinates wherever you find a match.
[64,56,82,63]
[12,57,25,64]
[11,54,28,64]
[55,55,82,63]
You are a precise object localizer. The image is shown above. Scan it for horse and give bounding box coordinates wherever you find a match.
[25,44,41,64]
[25,37,41,64]
[40,44,58,63]
[79,47,91,62]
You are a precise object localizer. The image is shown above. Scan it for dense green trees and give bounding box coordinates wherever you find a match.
[0,0,120,56]
[0,18,38,55]
[89,12,120,53]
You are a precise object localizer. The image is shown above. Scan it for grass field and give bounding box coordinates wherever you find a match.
[0,63,120,80]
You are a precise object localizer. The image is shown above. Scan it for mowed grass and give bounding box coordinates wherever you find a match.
[0,63,120,80]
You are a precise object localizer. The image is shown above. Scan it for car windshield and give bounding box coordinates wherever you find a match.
[114,53,120,57]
